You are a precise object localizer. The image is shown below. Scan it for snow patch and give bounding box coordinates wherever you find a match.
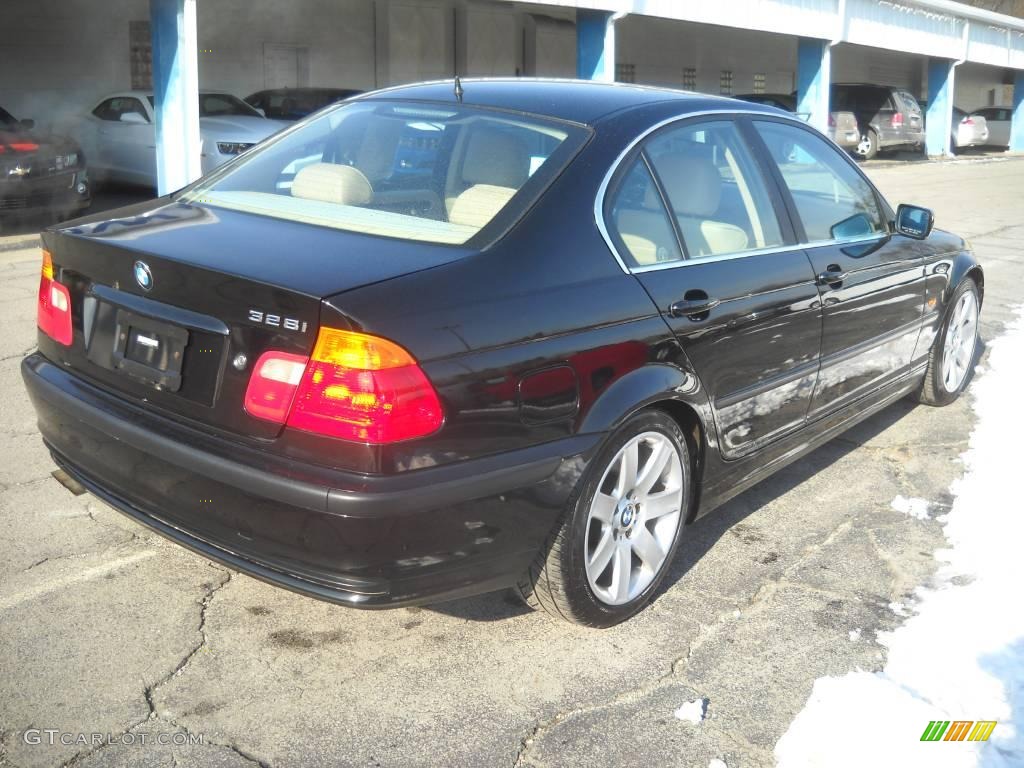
[674,698,708,724]
[775,309,1024,767]
[708,760,728,768]
[891,494,931,520]
[849,628,862,642]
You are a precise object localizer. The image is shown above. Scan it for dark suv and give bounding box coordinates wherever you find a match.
[832,84,925,159]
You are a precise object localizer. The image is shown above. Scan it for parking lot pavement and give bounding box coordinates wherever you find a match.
[0,158,1020,768]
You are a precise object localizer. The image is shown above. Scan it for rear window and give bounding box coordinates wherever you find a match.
[180,100,588,245]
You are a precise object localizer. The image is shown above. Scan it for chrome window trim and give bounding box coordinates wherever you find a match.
[594,109,887,275]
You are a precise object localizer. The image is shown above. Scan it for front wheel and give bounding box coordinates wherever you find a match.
[515,409,690,627]
[916,279,980,406]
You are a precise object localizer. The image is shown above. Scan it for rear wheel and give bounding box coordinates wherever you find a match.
[857,128,879,160]
[515,410,690,627]
[916,279,980,406]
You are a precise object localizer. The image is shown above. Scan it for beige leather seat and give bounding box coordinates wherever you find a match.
[653,153,749,258]
[447,127,530,228]
[291,163,373,206]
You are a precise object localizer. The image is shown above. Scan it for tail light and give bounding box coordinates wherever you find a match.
[891,113,904,129]
[37,251,72,346]
[828,113,836,128]
[962,116,974,125]
[244,327,443,444]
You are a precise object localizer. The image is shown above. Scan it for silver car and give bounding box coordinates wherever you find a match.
[971,107,1011,149]
[952,107,989,153]
[71,91,288,187]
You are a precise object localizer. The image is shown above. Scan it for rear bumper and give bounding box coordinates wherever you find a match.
[22,353,599,607]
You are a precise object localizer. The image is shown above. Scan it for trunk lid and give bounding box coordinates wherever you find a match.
[42,199,469,439]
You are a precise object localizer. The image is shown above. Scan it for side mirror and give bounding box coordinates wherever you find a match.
[19,118,35,130]
[119,112,149,125]
[894,204,934,240]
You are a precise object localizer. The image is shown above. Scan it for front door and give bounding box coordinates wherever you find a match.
[749,118,925,418]
[604,117,822,459]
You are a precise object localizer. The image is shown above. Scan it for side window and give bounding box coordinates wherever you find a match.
[120,98,149,122]
[92,99,118,121]
[753,120,885,243]
[645,120,784,259]
[607,158,683,267]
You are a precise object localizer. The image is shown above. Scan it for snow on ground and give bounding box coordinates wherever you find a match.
[674,697,708,724]
[891,494,931,520]
[775,310,1024,767]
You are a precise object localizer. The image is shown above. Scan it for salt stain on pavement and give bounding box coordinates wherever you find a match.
[775,309,1024,767]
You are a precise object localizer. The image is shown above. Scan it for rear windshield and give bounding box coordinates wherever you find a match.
[180,99,588,245]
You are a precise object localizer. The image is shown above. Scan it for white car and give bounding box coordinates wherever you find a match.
[951,107,989,153]
[70,91,288,188]
[971,107,1012,149]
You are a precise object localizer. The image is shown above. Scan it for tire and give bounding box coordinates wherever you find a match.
[857,128,879,160]
[916,279,980,406]
[515,409,691,627]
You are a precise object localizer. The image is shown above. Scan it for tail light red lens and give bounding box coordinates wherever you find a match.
[891,113,904,129]
[37,251,72,346]
[962,116,974,125]
[244,328,444,444]
[243,351,309,423]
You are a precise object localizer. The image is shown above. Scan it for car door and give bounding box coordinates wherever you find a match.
[750,118,926,419]
[90,98,122,175]
[605,117,822,459]
[896,89,925,146]
[112,97,156,184]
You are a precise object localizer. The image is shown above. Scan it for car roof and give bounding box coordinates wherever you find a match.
[356,78,779,125]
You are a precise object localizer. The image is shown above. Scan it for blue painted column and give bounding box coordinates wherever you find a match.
[1011,70,1024,153]
[926,57,955,157]
[577,10,614,81]
[150,0,201,194]
[795,38,832,135]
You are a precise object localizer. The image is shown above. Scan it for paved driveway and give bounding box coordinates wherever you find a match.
[1,158,1021,768]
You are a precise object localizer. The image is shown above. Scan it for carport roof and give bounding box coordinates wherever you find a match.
[358,78,776,125]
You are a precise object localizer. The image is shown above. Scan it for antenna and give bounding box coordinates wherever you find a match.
[454,76,464,104]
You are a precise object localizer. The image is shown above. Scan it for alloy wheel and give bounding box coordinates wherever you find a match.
[941,289,979,393]
[584,431,683,606]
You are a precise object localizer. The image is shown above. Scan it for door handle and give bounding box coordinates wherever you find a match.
[669,296,720,319]
[817,265,848,286]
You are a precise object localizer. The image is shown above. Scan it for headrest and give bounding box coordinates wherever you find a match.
[448,184,517,229]
[292,163,372,205]
[461,128,529,188]
[650,153,722,218]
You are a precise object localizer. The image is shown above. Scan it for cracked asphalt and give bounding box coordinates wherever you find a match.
[1,157,1021,768]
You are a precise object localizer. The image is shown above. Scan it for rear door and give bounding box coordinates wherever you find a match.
[749,118,925,418]
[895,89,924,145]
[604,117,822,459]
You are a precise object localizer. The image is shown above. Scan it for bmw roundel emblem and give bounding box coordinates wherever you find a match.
[133,260,153,291]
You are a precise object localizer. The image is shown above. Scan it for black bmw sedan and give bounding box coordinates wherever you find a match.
[22,80,982,627]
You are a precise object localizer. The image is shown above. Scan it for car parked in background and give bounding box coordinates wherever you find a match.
[24,81,982,627]
[1,105,90,224]
[832,83,925,159]
[68,91,288,188]
[970,107,1011,149]
[245,87,363,121]
[736,93,861,152]
[951,107,989,153]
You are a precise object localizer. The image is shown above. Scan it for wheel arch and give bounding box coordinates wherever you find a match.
[577,362,713,523]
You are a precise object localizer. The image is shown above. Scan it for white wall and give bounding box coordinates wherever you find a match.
[954,61,1014,110]
[832,43,924,95]
[617,16,798,95]
[0,0,148,131]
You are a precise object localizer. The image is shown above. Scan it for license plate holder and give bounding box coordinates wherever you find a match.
[111,309,189,392]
